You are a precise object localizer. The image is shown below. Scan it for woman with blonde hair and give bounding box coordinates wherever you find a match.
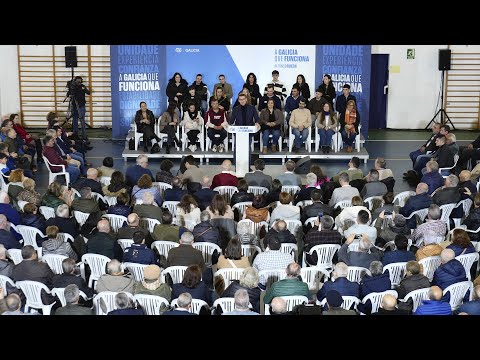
[7,169,25,199]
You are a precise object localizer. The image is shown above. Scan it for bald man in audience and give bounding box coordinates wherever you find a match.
[117,213,153,247]
[458,170,477,196]
[2,293,26,315]
[399,182,432,229]
[263,262,310,304]
[414,286,451,315]
[86,219,123,260]
[194,176,219,211]
[375,294,410,315]
[95,259,135,294]
[432,249,467,301]
[270,297,288,315]
[72,167,103,195]
[211,160,238,189]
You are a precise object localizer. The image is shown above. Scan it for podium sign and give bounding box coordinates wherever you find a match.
[228,125,259,177]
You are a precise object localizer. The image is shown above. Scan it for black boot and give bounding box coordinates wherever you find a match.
[166,145,170,154]
[175,137,182,148]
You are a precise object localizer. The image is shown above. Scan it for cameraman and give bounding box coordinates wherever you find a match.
[67,76,90,140]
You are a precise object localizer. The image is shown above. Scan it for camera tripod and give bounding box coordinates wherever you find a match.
[425,70,456,130]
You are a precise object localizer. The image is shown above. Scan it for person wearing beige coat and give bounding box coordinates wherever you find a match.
[289,99,311,152]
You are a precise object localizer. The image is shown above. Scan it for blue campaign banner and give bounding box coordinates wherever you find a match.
[110,45,166,138]
[315,45,371,138]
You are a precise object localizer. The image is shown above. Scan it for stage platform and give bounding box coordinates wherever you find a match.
[122,131,369,163]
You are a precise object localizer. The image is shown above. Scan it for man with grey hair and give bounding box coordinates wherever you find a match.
[263,262,310,304]
[338,233,383,268]
[117,212,154,247]
[164,292,196,315]
[194,175,219,211]
[107,292,144,315]
[294,172,319,205]
[132,192,163,222]
[411,204,447,251]
[400,182,433,229]
[164,176,188,202]
[0,244,14,278]
[304,215,342,265]
[0,214,22,250]
[420,160,444,196]
[0,191,21,227]
[126,154,154,188]
[316,262,360,302]
[432,248,467,297]
[276,160,301,187]
[270,297,288,314]
[329,172,360,206]
[71,186,100,214]
[356,260,391,314]
[52,257,94,299]
[222,289,259,315]
[45,204,79,239]
[86,219,123,260]
[264,220,296,250]
[360,169,388,199]
[192,210,220,245]
[2,293,26,315]
[432,174,461,209]
[166,232,205,271]
[96,259,135,294]
[54,284,93,315]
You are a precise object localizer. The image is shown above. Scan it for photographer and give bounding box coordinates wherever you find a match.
[67,76,90,140]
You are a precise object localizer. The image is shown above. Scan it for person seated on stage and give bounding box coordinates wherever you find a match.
[289,98,311,153]
[276,160,301,187]
[209,86,230,114]
[73,168,103,195]
[335,83,357,115]
[214,74,234,102]
[293,74,311,106]
[270,192,300,225]
[293,172,318,205]
[132,174,162,207]
[263,70,287,109]
[106,192,131,218]
[159,102,182,154]
[182,85,201,114]
[339,100,360,153]
[11,113,43,163]
[194,176,219,211]
[244,159,272,190]
[230,179,255,208]
[316,102,338,154]
[164,176,188,202]
[42,135,81,183]
[97,157,117,178]
[207,194,234,220]
[166,72,189,112]
[258,85,282,112]
[180,102,203,152]
[310,164,330,188]
[134,101,162,153]
[259,98,284,154]
[233,86,253,108]
[244,195,270,223]
[409,123,441,169]
[156,159,174,185]
[103,171,130,198]
[125,154,154,189]
[332,156,364,183]
[205,98,228,153]
[211,160,238,189]
[317,74,336,108]
[360,169,388,200]
[191,74,209,115]
[243,72,262,107]
[308,87,328,125]
[284,86,304,124]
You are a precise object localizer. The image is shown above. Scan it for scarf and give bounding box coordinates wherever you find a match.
[345,109,357,125]
[188,110,198,120]
[142,279,161,290]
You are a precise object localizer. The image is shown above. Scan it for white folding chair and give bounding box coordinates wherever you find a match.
[404,207,429,224]
[161,266,188,285]
[265,295,309,315]
[91,192,108,207]
[359,290,398,314]
[171,298,209,314]
[300,266,330,292]
[296,200,313,209]
[232,202,253,215]
[57,232,74,244]
[453,198,474,228]
[393,191,416,207]
[151,241,179,260]
[383,262,407,287]
[104,214,128,233]
[163,201,180,215]
[279,243,298,262]
[117,239,134,251]
[403,287,431,312]
[133,294,169,315]
[213,268,245,289]
[139,217,161,233]
[16,280,56,315]
[304,217,317,229]
[42,254,68,275]
[439,203,457,232]
[99,176,111,186]
[248,186,269,196]
[7,249,23,265]
[0,275,14,296]
[364,196,384,211]
[456,253,479,281]
[288,125,312,152]
[281,186,301,198]
[282,219,303,238]
[212,298,237,314]
[241,244,262,263]
[439,154,459,178]
[16,225,44,258]
[81,253,111,288]
[73,210,90,227]
[318,295,360,311]
[258,269,286,288]
[347,266,371,283]
[305,244,341,268]
[152,182,172,199]
[443,280,472,311]
[192,242,222,268]
[51,287,88,307]
[418,255,442,282]
[103,196,118,207]
[43,155,70,186]
[213,186,238,203]
[39,206,55,220]
[181,120,205,151]
[123,262,148,282]
[259,131,283,152]
[334,200,352,210]
[237,219,269,238]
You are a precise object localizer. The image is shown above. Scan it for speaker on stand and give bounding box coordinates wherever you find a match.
[65,46,78,68]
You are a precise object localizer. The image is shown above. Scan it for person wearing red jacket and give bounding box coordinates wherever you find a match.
[11,113,43,163]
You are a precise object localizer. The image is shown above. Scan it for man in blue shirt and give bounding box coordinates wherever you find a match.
[125,154,154,188]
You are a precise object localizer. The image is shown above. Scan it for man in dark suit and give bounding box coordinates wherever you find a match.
[0,214,22,249]
[457,133,480,172]
[400,182,433,229]
[166,232,205,272]
[164,177,188,202]
[301,189,334,225]
[52,258,94,299]
[338,234,383,268]
[416,135,454,175]
[409,123,441,167]
[293,173,318,205]
[194,176,219,211]
[316,262,360,302]
[86,219,123,261]
[244,159,272,190]
[230,93,260,126]
[54,284,94,315]
[118,213,154,248]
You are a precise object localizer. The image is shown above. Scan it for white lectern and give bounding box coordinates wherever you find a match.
[227,125,260,177]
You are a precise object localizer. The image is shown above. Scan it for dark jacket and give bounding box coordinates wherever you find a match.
[107,205,131,218]
[432,187,461,207]
[0,259,14,278]
[395,273,431,299]
[317,277,360,302]
[0,229,22,250]
[172,281,212,306]
[263,228,297,250]
[0,204,20,225]
[118,226,154,248]
[166,244,205,271]
[164,188,188,202]
[230,104,259,126]
[193,188,219,211]
[432,259,467,291]
[447,243,475,257]
[303,227,342,265]
[318,83,336,107]
[72,178,103,195]
[359,272,391,299]
[338,243,383,268]
[335,94,357,114]
[123,243,157,265]
[463,207,480,241]
[301,202,334,224]
[414,300,451,315]
[400,193,433,229]
[294,186,318,205]
[134,109,155,133]
[125,164,154,189]
[230,191,254,207]
[108,308,145,315]
[46,216,79,239]
[52,272,94,298]
[20,214,46,235]
[71,198,100,214]
[433,144,454,168]
[420,171,444,196]
[55,303,94,315]
[382,250,416,266]
[12,259,55,288]
[192,221,220,245]
[86,232,123,261]
[221,280,262,313]
[166,79,189,104]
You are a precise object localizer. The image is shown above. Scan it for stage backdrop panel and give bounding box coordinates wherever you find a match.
[315,45,371,138]
[110,45,166,138]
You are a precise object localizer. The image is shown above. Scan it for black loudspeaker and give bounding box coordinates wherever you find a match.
[65,46,77,68]
[438,49,451,71]
[294,156,312,175]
